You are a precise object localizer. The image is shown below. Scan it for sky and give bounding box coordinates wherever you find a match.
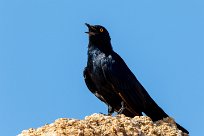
[0,0,203,135]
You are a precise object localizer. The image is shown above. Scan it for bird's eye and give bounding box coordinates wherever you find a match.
[100,28,103,32]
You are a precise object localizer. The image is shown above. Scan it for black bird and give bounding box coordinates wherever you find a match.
[83,23,189,134]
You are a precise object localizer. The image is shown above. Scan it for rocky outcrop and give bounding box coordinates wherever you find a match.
[18,113,188,136]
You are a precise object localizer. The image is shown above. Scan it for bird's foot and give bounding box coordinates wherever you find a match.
[108,105,114,116]
[118,101,126,114]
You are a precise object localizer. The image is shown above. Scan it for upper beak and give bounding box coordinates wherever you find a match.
[85,23,96,35]
[85,23,91,29]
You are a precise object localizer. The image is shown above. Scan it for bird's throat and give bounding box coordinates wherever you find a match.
[88,41,113,55]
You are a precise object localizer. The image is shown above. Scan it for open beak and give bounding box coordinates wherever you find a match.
[85,23,96,35]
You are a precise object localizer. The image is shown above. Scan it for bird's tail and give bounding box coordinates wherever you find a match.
[144,95,189,134]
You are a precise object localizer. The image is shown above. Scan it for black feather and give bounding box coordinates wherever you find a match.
[83,23,189,134]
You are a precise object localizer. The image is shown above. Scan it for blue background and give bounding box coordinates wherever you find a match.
[0,0,203,135]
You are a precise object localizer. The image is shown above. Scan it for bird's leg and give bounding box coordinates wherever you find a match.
[108,105,114,116]
[118,101,126,114]
[99,105,114,116]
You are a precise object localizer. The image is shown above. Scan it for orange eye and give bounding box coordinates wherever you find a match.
[100,28,103,32]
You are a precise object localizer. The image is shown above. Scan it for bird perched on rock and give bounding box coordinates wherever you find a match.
[83,23,189,134]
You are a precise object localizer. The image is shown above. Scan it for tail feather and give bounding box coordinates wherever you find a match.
[144,97,189,134]
[144,95,168,121]
[176,123,189,134]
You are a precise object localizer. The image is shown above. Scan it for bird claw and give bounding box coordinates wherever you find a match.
[118,101,126,114]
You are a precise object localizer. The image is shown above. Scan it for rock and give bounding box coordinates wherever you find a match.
[18,113,188,136]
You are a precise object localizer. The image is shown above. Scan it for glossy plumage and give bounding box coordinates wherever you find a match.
[83,23,188,134]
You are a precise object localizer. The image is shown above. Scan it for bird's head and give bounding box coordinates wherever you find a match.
[85,23,111,45]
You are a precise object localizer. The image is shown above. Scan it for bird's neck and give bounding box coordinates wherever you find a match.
[88,39,113,55]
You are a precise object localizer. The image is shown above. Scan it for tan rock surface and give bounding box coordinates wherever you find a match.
[18,113,188,136]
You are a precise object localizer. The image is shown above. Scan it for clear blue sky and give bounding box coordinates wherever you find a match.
[0,0,203,135]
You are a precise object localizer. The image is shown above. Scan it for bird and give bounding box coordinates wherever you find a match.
[83,23,189,134]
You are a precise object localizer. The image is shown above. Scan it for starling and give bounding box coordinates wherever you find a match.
[83,23,189,134]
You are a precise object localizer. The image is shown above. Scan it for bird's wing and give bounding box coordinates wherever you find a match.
[101,52,147,113]
[100,53,189,134]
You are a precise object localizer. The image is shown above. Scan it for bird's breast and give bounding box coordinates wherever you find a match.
[88,55,109,86]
